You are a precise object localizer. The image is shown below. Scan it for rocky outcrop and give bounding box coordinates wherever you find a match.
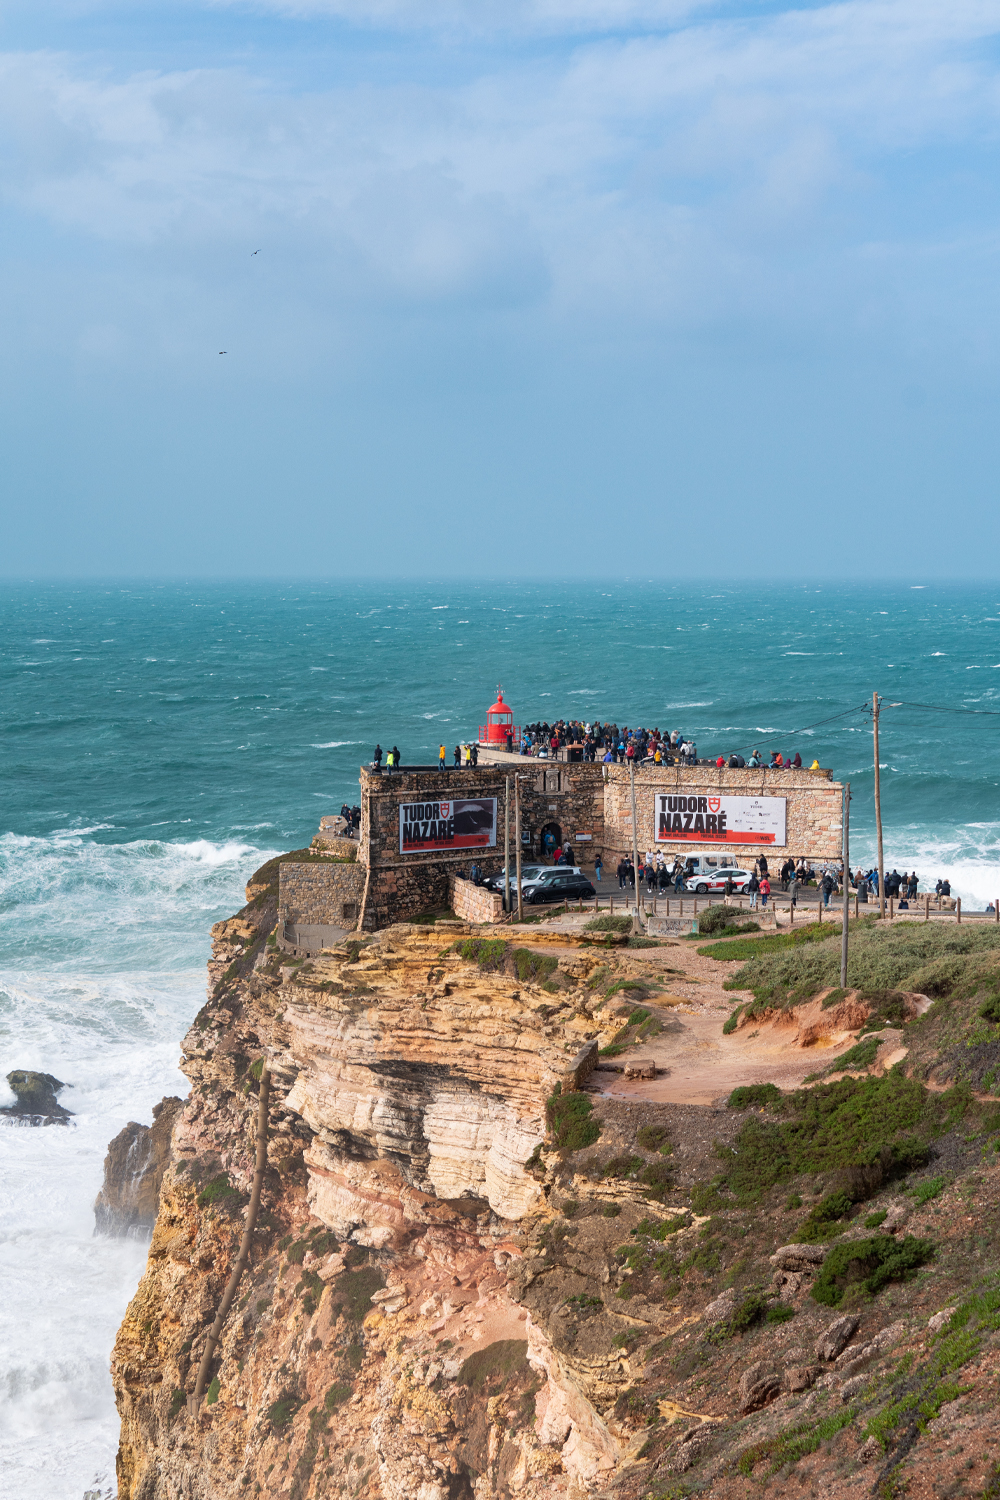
[1,1069,72,1123]
[94,1096,184,1237]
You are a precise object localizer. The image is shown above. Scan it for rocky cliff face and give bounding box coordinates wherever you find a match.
[95,1098,184,1237]
[113,886,1000,1500]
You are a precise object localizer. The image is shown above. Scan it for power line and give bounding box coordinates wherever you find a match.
[883,700,1000,717]
[724,702,870,756]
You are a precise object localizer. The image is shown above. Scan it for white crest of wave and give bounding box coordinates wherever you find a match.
[310,740,360,748]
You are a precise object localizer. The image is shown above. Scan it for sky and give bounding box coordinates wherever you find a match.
[3,0,1000,578]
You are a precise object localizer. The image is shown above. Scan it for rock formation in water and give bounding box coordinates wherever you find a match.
[2,1069,72,1123]
[95,1097,185,1236]
[111,863,1000,1500]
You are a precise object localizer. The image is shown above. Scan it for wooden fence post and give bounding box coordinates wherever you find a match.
[957,898,962,924]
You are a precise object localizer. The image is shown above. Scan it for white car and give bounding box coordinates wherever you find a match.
[685,867,754,895]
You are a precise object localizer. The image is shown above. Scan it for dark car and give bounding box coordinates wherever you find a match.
[525,872,596,904]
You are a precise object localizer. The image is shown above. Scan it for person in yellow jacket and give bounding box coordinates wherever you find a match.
[810,758,820,770]
[439,744,446,768]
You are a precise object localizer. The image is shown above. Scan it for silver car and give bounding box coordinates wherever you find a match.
[685,867,754,895]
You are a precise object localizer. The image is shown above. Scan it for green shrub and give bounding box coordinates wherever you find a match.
[812,1234,935,1306]
[980,994,1000,1024]
[455,938,508,970]
[602,1203,622,1217]
[865,1210,887,1228]
[794,1190,854,1242]
[286,1239,309,1265]
[324,1382,352,1411]
[602,1154,644,1179]
[546,1090,601,1151]
[639,1160,673,1201]
[697,904,745,935]
[636,1124,672,1154]
[709,1291,770,1341]
[168,1387,187,1420]
[513,949,559,983]
[333,1266,385,1322]
[722,1005,744,1035]
[249,1058,264,1081]
[206,1376,220,1405]
[785,1192,803,1210]
[458,1340,528,1390]
[911,1175,946,1206]
[728,1083,782,1110]
[832,1036,881,1072]
[767,1303,796,1324]
[627,1007,651,1026]
[197,1174,237,1207]
[268,1391,302,1428]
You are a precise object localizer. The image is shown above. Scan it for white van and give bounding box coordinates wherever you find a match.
[681,854,746,877]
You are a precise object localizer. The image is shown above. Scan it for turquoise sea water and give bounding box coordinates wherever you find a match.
[1,578,999,1497]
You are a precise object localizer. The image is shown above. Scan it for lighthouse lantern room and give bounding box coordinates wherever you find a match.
[478,686,519,749]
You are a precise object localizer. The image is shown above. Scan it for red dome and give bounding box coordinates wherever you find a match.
[487,687,512,719]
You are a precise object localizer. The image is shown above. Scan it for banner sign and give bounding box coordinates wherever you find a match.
[399,797,498,854]
[654,793,787,846]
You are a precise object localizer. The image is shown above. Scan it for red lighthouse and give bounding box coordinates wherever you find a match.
[479,686,518,749]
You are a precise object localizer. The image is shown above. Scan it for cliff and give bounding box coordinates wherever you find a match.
[112,877,1000,1500]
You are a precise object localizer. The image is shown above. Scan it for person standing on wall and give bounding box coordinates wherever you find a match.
[373,743,383,770]
[439,743,446,769]
[454,744,461,767]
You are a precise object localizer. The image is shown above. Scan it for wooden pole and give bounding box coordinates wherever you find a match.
[925,893,930,922]
[629,760,641,930]
[504,777,511,916]
[840,782,850,989]
[873,691,885,919]
[515,777,523,921]
[995,899,998,924]
[192,1063,270,1410]
[957,897,962,925]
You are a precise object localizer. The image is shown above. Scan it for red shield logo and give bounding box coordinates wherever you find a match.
[708,798,721,813]
[439,802,451,819]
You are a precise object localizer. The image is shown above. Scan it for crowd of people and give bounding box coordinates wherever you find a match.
[513,719,820,770]
[338,803,362,837]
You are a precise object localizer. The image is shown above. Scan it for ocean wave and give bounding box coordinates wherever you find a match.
[310,741,361,748]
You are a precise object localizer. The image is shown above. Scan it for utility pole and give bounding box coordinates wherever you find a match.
[515,775,523,921]
[629,759,641,928]
[873,692,885,919]
[504,776,511,915]
[841,781,851,988]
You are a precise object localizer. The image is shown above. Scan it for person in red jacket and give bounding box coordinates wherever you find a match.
[759,875,771,908]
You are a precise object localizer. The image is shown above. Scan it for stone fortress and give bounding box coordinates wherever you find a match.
[278,690,844,950]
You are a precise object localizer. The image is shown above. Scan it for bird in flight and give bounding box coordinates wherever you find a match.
[219,350,226,354]
[251,249,260,256]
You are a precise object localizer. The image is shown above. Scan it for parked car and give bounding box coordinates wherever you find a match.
[684,867,753,895]
[520,867,584,894]
[525,871,596,904]
[484,864,544,892]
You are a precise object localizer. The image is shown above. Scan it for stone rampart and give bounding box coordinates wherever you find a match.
[279,860,366,931]
[449,875,505,924]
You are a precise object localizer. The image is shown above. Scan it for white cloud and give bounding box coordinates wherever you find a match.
[2,0,1000,336]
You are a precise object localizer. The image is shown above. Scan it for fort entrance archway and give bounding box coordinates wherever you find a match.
[540,821,562,859]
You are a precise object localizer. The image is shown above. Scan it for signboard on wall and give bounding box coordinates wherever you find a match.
[654,793,787,846]
[399,798,498,854]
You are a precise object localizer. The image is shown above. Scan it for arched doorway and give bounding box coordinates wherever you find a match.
[540,821,562,861]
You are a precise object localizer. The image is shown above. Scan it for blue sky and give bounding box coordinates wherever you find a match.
[3,0,1000,577]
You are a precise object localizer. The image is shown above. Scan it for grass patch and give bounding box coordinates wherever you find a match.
[546,1088,601,1151]
[205,1375,220,1405]
[168,1387,187,1420]
[197,1173,238,1207]
[812,1233,935,1306]
[454,937,508,970]
[700,923,840,965]
[457,1340,528,1390]
[724,921,1000,1013]
[512,949,559,983]
[585,914,633,934]
[324,1382,352,1411]
[737,1406,855,1477]
[333,1266,384,1322]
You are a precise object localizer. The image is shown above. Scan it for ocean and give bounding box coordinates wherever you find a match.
[1,578,998,1497]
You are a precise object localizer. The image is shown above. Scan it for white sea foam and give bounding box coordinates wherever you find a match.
[310,741,361,749]
[0,833,268,1500]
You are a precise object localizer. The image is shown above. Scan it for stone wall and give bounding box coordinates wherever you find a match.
[279,860,366,930]
[601,764,843,866]
[449,875,505,924]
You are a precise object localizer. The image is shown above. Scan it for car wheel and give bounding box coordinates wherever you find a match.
[696,883,708,894]
[741,884,750,894]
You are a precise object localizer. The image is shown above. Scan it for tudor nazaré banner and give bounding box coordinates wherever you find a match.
[399,797,498,854]
[654,793,787,846]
